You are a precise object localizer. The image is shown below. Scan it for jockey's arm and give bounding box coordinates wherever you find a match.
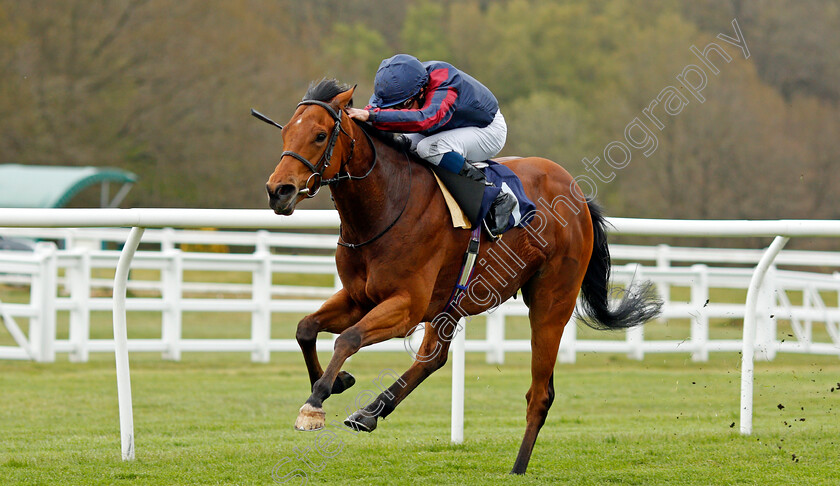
[366,83,458,133]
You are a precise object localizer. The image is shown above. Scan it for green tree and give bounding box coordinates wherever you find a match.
[322,21,392,100]
[502,91,592,165]
[401,0,452,61]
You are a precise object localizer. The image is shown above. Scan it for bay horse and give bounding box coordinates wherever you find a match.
[260,80,661,475]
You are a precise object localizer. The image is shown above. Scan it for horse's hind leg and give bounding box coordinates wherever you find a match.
[510,284,578,475]
[344,320,453,432]
[296,289,365,395]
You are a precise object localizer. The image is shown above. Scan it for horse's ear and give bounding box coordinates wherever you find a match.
[333,85,356,110]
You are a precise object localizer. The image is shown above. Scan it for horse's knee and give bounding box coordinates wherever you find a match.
[296,316,319,344]
[334,328,362,355]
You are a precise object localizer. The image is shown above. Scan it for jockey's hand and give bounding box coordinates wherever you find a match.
[346,108,370,122]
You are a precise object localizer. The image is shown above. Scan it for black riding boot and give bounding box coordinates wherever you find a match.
[458,161,516,237]
[486,191,517,237]
[457,161,517,237]
[458,161,487,183]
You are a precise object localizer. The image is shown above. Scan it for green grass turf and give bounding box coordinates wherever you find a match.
[1,349,839,485]
[2,274,840,484]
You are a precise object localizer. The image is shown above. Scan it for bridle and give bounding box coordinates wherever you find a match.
[251,100,412,249]
[252,100,372,198]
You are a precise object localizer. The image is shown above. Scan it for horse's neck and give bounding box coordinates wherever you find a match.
[330,129,407,241]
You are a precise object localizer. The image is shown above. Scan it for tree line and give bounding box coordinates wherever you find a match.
[1,0,838,228]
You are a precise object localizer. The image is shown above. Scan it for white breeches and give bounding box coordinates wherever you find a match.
[404,110,507,164]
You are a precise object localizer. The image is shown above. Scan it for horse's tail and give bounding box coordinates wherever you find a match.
[578,201,663,330]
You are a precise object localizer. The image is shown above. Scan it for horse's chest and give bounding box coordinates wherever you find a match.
[336,258,380,306]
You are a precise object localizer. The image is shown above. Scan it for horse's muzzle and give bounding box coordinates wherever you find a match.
[267,183,299,215]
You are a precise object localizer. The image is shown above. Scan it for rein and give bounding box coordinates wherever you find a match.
[337,147,412,249]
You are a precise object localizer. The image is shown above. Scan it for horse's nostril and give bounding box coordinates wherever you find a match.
[266,183,297,200]
[278,184,297,198]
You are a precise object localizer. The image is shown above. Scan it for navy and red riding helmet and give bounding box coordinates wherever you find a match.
[370,54,429,108]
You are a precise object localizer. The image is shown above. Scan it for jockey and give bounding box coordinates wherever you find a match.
[346,53,516,236]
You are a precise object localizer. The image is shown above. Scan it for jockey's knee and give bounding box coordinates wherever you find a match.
[415,138,442,163]
[417,136,464,162]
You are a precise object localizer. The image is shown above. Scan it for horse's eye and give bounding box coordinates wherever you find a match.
[315,132,327,143]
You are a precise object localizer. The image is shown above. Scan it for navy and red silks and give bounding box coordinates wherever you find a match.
[366,61,499,136]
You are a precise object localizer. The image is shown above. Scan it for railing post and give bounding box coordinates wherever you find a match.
[255,229,271,254]
[161,248,183,361]
[485,310,504,364]
[161,227,176,252]
[451,317,466,444]
[741,235,789,436]
[558,315,577,364]
[332,264,342,356]
[251,244,272,363]
[30,242,57,363]
[656,244,671,316]
[68,249,92,363]
[690,264,709,362]
[828,274,840,351]
[755,265,778,361]
[113,226,145,460]
[626,264,645,360]
[800,286,811,348]
[65,228,78,250]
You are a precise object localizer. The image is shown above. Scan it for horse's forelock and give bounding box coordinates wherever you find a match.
[303,78,351,103]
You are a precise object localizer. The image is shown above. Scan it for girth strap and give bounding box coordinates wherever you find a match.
[443,227,482,312]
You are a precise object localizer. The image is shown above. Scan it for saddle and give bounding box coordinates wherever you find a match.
[431,171,472,229]
[431,160,536,235]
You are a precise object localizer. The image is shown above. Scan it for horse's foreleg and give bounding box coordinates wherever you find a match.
[296,289,365,394]
[295,295,415,431]
[344,320,453,432]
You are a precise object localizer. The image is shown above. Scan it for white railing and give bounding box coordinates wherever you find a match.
[0,243,57,361]
[2,208,840,461]
[3,230,839,365]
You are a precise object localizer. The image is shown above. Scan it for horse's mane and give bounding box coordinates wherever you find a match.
[303,78,413,153]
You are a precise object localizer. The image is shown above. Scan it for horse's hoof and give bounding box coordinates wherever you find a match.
[294,403,326,431]
[331,370,356,394]
[343,409,378,432]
